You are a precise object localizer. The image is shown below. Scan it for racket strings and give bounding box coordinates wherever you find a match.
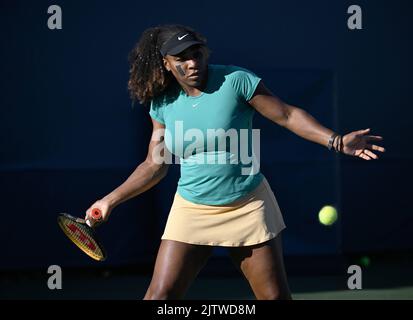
[65,222,97,251]
[58,216,106,261]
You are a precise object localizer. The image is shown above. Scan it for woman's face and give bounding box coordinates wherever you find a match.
[163,45,209,88]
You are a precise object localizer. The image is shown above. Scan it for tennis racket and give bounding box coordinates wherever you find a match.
[57,208,107,261]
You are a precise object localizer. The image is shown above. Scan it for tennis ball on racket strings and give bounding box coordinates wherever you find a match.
[318,205,338,226]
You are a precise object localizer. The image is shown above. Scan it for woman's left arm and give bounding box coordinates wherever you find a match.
[248,81,385,160]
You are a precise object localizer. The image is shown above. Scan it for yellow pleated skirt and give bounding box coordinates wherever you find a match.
[161,177,286,247]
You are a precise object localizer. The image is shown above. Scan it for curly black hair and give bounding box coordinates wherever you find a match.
[128,24,209,106]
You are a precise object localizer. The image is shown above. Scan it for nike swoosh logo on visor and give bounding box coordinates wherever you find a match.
[178,34,189,40]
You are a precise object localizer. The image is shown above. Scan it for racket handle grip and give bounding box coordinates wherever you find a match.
[90,208,102,220]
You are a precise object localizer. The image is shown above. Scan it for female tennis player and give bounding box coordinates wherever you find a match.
[85,24,385,300]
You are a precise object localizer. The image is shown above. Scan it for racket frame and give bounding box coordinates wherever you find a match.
[57,213,107,261]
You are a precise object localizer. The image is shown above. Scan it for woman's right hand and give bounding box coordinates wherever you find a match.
[85,198,114,227]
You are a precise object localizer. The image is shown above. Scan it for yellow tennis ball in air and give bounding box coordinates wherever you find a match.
[318,205,338,226]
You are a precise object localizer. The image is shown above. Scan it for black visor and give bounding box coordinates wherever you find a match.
[160,31,205,57]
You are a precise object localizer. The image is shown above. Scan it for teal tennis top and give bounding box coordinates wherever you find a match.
[149,64,264,205]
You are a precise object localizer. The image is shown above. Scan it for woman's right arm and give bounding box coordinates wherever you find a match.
[86,118,169,223]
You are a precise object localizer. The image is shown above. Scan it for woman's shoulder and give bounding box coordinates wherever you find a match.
[210,64,256,80]
[151,82,181,108]
[210,64,251,73]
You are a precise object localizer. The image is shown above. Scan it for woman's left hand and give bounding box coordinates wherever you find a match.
[342,128,385,160]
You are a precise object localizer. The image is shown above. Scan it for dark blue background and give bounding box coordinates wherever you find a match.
[1,0,412,270]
